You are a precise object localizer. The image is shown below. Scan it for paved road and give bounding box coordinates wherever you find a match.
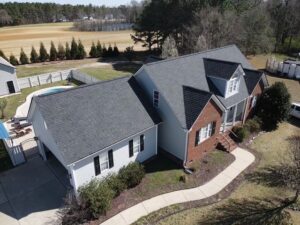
[0,156,69,225]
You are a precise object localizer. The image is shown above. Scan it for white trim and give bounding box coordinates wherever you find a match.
[155,125,158,156]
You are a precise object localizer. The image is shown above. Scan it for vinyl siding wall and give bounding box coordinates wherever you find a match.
[0,64,20,96]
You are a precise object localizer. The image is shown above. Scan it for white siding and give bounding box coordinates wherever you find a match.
[0,64,20,96]
[71,126,157,190]
[135,68,187,161]
[29,103,66,166]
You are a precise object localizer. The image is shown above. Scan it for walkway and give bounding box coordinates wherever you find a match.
[101,147,255,225]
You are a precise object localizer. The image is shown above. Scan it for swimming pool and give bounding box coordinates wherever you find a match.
[39,87,69,96]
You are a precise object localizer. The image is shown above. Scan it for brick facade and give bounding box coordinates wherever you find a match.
[186,99,223,164]
[244,79,264,120]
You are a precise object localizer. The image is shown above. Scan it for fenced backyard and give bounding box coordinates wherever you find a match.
[266,57,300,79]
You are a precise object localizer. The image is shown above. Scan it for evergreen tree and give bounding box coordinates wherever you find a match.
[124,46,134,61]
[49,41,57,61]
[30,46,39,63]
[39,42,49,62]
[57,43,66,60]
[102,44,108,57]
[0,49,8,61]
[113,43,120,57]
[77,40,86,59]
[65,42,71,60]
[19,48,29,64]
[96,40,102,57]
[89,42,97,58]
[107,44,113,57]
[9,54,19,65]
[70,38,78,59]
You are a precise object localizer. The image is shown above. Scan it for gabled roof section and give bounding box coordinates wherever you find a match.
[34,76,159,164]
[0,57,15,69]
[183,86,212,129]
[204,58,241,80]
[244,69,264,95]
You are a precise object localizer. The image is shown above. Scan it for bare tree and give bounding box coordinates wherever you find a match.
[161,36,179,59]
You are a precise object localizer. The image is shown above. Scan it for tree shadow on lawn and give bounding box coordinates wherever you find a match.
[112,62,143,74]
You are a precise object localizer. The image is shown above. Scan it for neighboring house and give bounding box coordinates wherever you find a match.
[134,45,268,165]
[0,57,20,96]
[28,77,161,192]
[28,45,267,192]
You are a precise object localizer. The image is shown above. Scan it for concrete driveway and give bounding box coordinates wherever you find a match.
[0,156,70,225]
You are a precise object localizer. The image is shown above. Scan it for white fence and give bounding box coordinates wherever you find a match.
[18,70,72,89]
[17,69,99,89]
[3,139,26,166]
[266,57,300,80]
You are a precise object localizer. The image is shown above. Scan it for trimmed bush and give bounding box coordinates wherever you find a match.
[118,162,145,189]
[105,174,126,197]
[79,179,114,217]
[232,126,250,143]
[244,117,261,133]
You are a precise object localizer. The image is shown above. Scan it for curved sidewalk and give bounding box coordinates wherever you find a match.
[101,147,255,225]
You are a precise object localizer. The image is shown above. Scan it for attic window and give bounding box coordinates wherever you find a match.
[227,77,240,96]
[153,90,159,108]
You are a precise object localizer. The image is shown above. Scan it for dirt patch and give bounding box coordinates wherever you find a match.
[91,150,235,224]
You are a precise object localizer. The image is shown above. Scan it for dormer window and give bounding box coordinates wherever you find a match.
[228,77,239,94]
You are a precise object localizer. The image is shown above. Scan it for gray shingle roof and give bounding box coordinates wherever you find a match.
[244,69,264,95]
[204,58,240,80]
[138,45,254,129]
[34,76,160,165]
[0,57,15,68]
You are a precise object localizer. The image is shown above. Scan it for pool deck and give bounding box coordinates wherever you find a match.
[15,86,73,118]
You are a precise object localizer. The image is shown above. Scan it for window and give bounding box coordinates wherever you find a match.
[129,135,145,157]
[94,151,110,176]
[251,96,257,108]
[227,78,240,96]
[153,90,159,108]
[99,152,109,171]
[195,122,216,145]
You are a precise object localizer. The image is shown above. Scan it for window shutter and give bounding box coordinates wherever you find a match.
[140,135,144,151]
[212,121,216,135]
[108,149,114,168]
[129,140,133,157]
[94,156,101,175]
[195,130,200,146]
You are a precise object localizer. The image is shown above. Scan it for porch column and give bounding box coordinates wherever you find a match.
[222,110,228,133]
[233,104,238,125]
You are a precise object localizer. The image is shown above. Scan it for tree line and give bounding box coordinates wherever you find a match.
[0,39,122,66]
[0,1,144,26]
[132,0,300,56]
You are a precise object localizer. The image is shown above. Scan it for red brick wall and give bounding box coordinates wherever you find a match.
[244,80,264,120]
[186,99,223,164]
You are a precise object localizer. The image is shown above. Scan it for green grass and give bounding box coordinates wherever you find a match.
[0,140,13,172]
[137,122,300,225]
[2,80,78,121]
[79,67,129,81]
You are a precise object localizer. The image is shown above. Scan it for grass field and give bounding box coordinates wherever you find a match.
[0,22,142,58]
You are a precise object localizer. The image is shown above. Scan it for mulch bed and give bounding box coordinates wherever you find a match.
[90,150,235,225]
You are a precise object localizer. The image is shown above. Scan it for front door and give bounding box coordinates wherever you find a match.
[7,81,15,94]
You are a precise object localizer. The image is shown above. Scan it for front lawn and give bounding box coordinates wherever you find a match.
[2,80,78,121]
[0,140,13,172]
[139,121,300,225]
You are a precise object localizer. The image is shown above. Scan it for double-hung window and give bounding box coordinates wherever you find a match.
[94,150,114,176]
[227,78,239,96]
[129,135,145,157]
[153,90,159,108]
[195,122,216,146]
[100,152,109,171]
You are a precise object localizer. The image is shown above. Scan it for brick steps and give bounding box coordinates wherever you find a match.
[217,132,237,152]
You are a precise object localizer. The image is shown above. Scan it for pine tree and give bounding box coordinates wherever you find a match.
[77,40,86,59]
[107,44,113,57]
[89,42,97,58]
[96,40,102,57]
[49,41,57,61]
[9,54,19,65]
[70,38,78,60]
[113,43,120,57]
[102,44,108,57]
[39,42,49,62]
[30,46,39,63]
[0,49,8,61]
[19,48,29,64]
[57,43,66,60]
[65,42,71,60]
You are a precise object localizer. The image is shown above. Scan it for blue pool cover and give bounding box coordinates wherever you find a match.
[0,121,9,139]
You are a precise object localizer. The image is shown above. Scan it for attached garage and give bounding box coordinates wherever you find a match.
[0,57,20,96]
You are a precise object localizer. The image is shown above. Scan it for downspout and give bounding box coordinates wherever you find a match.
[183,129,189,167]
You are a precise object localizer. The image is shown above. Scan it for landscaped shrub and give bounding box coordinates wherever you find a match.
[79,179,114,217]
[118,162,145,189]
[105,174,126,197]
[232,126,250,143]
[244,117,262,133]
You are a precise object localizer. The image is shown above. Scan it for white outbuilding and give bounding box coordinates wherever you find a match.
[0,57,20,96]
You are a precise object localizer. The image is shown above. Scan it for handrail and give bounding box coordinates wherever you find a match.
[222,134,231,150]
[228,129,239,139]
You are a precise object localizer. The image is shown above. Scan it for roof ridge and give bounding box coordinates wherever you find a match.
[203,57,241,65]
[36,74,131,99]
[145,45,238,67]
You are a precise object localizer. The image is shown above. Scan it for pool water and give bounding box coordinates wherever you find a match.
[39,88,69,96]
